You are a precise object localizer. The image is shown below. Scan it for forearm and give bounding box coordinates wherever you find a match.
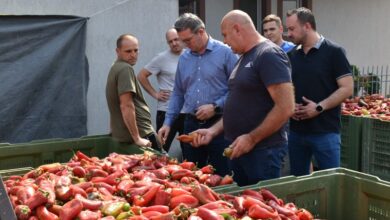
[137,69,157,99]
[210,119,224,137]
[320,76,353,110]
[121,103,141,142]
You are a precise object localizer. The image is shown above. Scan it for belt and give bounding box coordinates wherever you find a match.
[185,113,222,124]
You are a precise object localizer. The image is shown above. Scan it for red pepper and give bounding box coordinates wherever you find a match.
[28,216,39,220]
[141,205,169,213]
[77,210,102,220]
[36,205,59,220]
[242,196,274,212]
[14,205,31,220]
[133,184,161,207]
[242,189,264,201]
[153,188,171,206]
[72,166,86,178]
[48,204,62,216]
[180,161,196,170]
[169,194,199,209]
[248,204,278,219]
[16,186,36,204]
[196,207,224,220]
[75,151,94,163]
[205,174,222,187]
[199,200,232,210]
[268,199,296,217]
[25,189,49,210]
[219,175,234,185]
[171,169,195,180]
[70,185,88,198]
[117,179,134,196]
[87,168,109,179]
[297,208,314,220]
[232,196,245,215]
[200,165,215,174]
[75,193,102,210]
[142,211,162,219]
[38,180,56,205]
[75,181,93,190]
[191,184,219,204]
[94,182,115,194]
[171,187,192,197]
[59,199,84,220]
[149,212,175,220]
[260,188,282,205]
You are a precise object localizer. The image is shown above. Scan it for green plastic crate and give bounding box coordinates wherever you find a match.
[340,115,362,171]
[0,135,142,170]
[362,118,390,181]
[224,168,390,220]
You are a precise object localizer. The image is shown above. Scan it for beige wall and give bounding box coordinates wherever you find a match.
[313,0,390,67]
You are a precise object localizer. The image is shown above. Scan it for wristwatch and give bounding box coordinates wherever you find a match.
[315,103,324,113]
[212,103,222,114]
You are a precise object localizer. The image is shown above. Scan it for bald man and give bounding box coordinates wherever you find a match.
[106,34,161,151]
[137,28,185,153]
[193,10,295,186]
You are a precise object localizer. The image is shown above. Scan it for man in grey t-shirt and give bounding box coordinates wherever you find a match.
[137,28,185,152]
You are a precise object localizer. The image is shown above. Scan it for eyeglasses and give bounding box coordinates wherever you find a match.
[181,33,196,44]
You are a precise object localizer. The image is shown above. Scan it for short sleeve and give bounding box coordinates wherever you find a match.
[117,66,136,95]
[144,53,163,75]
[257,47,292,87]
[332,47,352,79]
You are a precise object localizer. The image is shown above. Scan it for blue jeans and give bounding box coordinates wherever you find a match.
[230,142,287,186]
[288,131,340,176]
[182,115,231,176]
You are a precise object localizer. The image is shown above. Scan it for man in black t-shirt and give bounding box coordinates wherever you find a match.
[286,8,353,176]
[192,10,295,186]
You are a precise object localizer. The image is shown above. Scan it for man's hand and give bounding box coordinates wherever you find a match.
[195,104,215,120]
[158,125,171,145]
[155,90,170,102]
[292,96,320,121]
[134,137,152,147]
[229,134,256,159]
[191,129,214,147]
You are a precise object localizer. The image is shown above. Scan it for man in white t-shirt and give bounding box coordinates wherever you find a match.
[137,28,185,152]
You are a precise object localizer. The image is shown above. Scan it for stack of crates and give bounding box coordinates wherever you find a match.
[362,118,390,181]
[340,115,363,171]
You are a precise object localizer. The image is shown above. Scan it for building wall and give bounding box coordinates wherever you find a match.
[313,0,390,67]
[1,0,178,135]
[205,0,233,41]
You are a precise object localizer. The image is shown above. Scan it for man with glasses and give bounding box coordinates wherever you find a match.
[158,13,238,176]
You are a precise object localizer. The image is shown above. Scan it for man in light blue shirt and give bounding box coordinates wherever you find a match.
[263,14,295,52]
[158,13,238,176]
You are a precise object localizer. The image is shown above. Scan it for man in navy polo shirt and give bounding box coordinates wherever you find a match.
[286,7,353,176]
[192,10,295,186]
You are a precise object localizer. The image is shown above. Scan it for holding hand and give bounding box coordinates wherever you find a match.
[195,104,215,121]
[158,125,171,145]
[292,96,321,121]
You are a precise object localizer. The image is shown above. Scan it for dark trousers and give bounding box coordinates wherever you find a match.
[230,142,287,186]
[182,114,232,176]
[156,111,185,152]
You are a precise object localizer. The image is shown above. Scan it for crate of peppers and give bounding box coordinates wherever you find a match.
[2,151,314,220]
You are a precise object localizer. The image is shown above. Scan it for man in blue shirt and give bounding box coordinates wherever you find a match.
[286,8,353,176]
[158,13,238,176]
[263,14,295,52]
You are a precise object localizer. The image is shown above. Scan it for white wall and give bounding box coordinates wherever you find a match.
[1,0,178,135]
[313,0,390,67]
[205,0,233,41]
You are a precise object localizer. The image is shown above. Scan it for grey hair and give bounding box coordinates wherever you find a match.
[174,13,205,33]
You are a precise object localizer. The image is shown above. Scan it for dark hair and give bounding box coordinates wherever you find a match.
[116,34,136,48]
[262,14,282,27]
[286,7,316,31]
[174,13,205,33]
